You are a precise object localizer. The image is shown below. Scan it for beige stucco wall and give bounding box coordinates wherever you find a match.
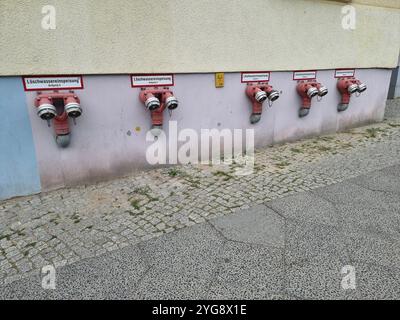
[0,0,399,76]
[352,0,400,9]
[332,0,400,9]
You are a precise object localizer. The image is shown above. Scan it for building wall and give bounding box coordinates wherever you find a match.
[353,0,400,8]
[0,0,399,76]
[0,78,41,200]
[388,55,400,98]
[22,68,390,191]
[395,67,400,97]
[0,0,398,199]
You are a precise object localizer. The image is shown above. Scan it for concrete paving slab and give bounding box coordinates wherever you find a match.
[138,223,224,277]
[347,262,400,300]
[0,273,46,300]
[324,261,400,300]
[348,164,400,196]
[135,270,210,300]
[344,231,400,269]
[379,164,400,178]
[312,171,400,238]
[266,192,340,227]
[313,180,399,210]
[285,258,349,300]
[284,221,349,265]
[335,204,400,239]
[210,205,285,248]
[0,245,146,300]
[207,241,284,299]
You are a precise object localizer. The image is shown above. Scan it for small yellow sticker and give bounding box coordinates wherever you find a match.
[215,73,224,88]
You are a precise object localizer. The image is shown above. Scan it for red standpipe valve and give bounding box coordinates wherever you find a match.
[245,82,280,124]
[296,80,328,117]
[139,87,178,136]
[337,77,367,112]
[35,91,82,148]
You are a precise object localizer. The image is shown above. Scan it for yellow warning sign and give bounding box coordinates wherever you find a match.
[215,73,224,88]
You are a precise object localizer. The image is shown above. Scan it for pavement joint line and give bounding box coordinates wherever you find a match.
[281,215,289,296]
[202,224,228,295]
[207,219,284,251]
[309,189,346,229]
[344,176,400,195]
[263,203,290,222]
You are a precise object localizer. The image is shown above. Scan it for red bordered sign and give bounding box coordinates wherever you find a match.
[22,75,84,91]
[293,71,317,81]
[131,74,174,87]
[334,69,356,78]
[241,72,270,83]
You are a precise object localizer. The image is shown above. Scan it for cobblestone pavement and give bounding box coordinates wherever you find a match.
[1,99,400,286]
[1,162,400,299]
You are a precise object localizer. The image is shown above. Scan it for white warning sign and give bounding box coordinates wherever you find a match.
[241,72,270,83]
[293,71,317,81]
[131,74,174,87]
[22,76,84,91]
[335,69,355,78]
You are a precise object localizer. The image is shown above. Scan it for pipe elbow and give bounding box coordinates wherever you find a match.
[55,134,71,148]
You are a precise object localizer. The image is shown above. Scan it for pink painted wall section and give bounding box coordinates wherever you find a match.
[25,69,391,191]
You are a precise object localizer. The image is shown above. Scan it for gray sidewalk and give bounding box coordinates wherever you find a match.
[1,98,399,299]
[1,163,400,299]
[1,109,400,287]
